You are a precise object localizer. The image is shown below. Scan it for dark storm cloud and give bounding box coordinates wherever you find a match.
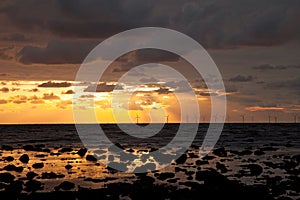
[38,81,71,88]
[1,0,300,49]
[267,77,300,90]
[229,75,253,82]
[84,83,123,92]
[252,64,300,71]
[3,33,30,42]
[139,77,158,83]
[18,40,97,64]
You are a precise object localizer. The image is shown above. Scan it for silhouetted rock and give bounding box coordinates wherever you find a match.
[196,169,229,185]
[5,180,23,193]
[26,172,38,180]
[134,163,156,173]
[216,162,228,173]
[0,173,15,183]
[108,162,128,172]
[23,145,35,151]
[58,147,73,153]
[202,155,215,160]
[4,156,14,162]
[260,147,279,152]
[32,163,44,169]
[77,148,87,157]
[3,164,23,172]
[19,154,29,163]
[25,180,42,192]
[58,181,75,190]
[65,164,73,170]
[86,155,97,162]
[1,145,13,151]
[213,147,227,157]
[254,150,265,156]
[155,172,175,181]
[41,172,65,179]
[176,154,188,164]
[242,164,263,176]
[195,160,209,165]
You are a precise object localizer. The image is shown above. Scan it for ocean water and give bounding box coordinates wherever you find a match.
[0,123,299,150]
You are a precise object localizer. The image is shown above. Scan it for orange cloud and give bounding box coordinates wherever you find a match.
[245,106,284,112]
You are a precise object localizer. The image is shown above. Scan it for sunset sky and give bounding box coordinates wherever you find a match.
[0,0,300,124]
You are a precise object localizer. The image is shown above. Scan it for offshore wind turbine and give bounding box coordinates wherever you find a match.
[136,113,140,124]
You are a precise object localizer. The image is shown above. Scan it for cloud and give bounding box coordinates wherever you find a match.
[62,90,75,94]
[139,77,158,83]
[80,94,95,98]
[267,77,300,90]
[3,33,31,41]
[30,99,45,104]
[252,64,287,70]
[18,40,97,64]
[245,106,284,112]
[0,87,9,93]
[38,81,71,88]
[27,88,39,92]
[9,95,27,104]
[229,75,253,82]
[42,93,60,100]
[0,46,14,60]
[2,0,300,50]
[155,87,171,94]
[0,99,8,104]
[56,100,72,109]
[84,83,122,92]
[197,92,218,97]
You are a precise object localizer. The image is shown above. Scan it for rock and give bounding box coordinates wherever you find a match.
[126,148,134,153]
[86,155,97,162]
[213,147,227,157]
[195,160,209,165]
[176,154,188,164]
[243,164,263,176]
[108,162,128,172]
[0,172,15,183]
[58,181,75,190]
[216,162,228,173]
[254,150,265,156]
[4,156,14,162]
[32,163,44,169]
[156,172,175,181]
[175,167,187,173]
[19,154,30,163]
[260,147,279,152]
[202,155,215,160]
[115,143,124,150]
[23,145,35,151]
[58,147,73,153]
[25,180,43,192]
[65,164,73,170]
[77,148,87,157]
[26,172,38,180]
[188,153,199,158]
[134,163,156,173]
[195,169,229,185]
[3,164,23,172]
[5,180,23,193]
[1,145,13,151]
[41,172,65,179]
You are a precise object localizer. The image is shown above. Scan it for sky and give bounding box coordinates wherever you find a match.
[0,0,300,124]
